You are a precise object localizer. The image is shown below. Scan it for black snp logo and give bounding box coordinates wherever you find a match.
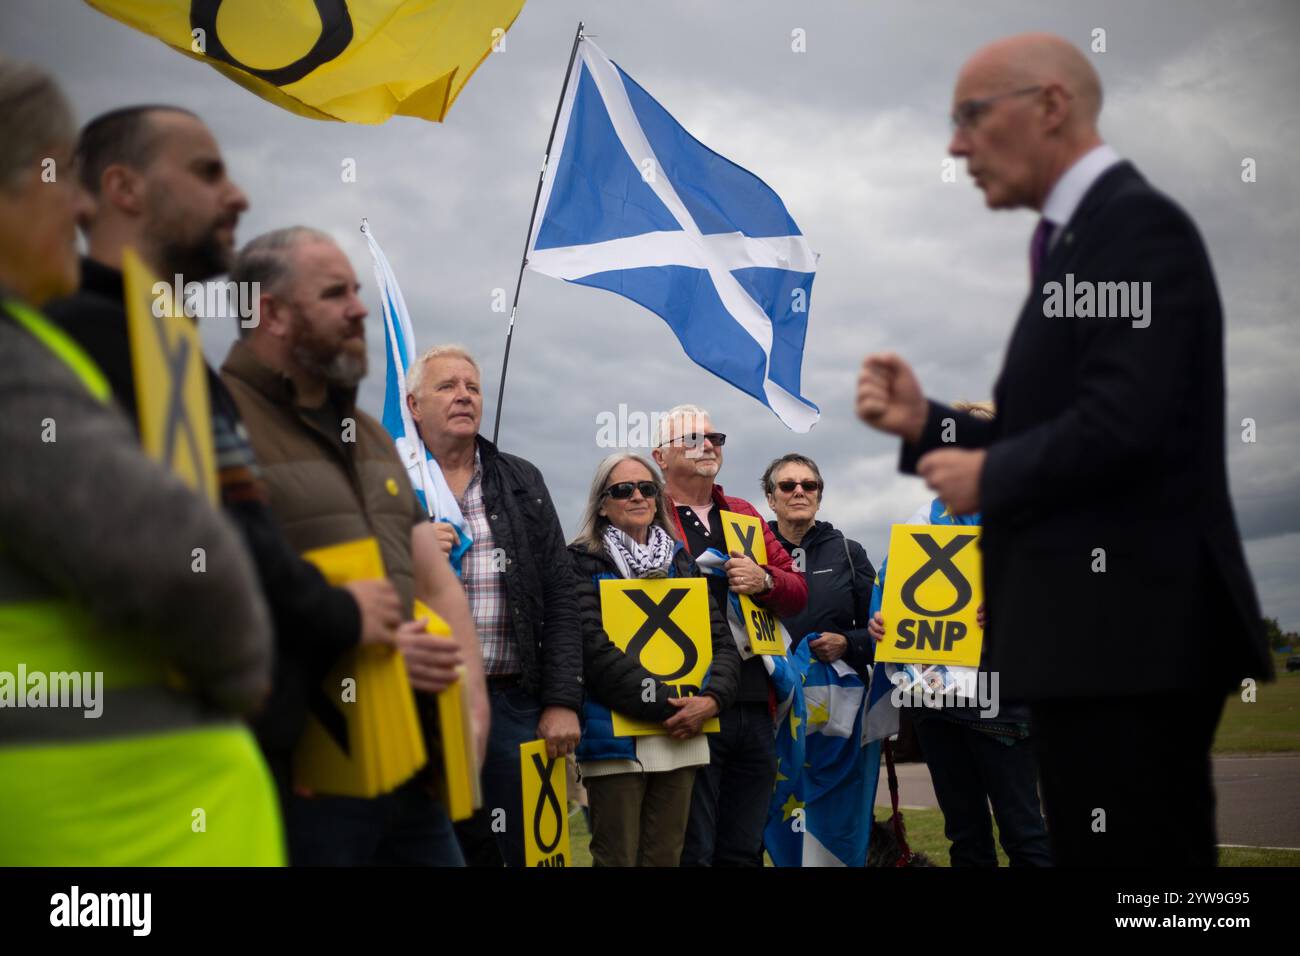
[894,532,976,652]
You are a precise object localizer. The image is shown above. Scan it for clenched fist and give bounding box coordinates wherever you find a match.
[856,352,928,444]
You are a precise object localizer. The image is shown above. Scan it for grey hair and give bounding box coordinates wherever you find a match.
[760,453,824,497]
[229,226,333,337]
[407,344,481,398]
[571,453,679,554]
[0,59,76,192]
[655,403,711,447]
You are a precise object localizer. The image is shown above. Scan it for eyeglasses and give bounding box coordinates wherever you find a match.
[659,432,726,449]
[950,85,1042,132]
[602,480,660,500]
[776,479,821,494]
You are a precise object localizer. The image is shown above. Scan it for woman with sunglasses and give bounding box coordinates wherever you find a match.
[762,454,877,677]
[568,453,740,866]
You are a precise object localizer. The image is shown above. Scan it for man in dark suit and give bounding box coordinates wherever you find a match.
[856,33,1273,866]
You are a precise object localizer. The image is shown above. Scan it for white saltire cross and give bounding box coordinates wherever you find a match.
[526,40,819,432]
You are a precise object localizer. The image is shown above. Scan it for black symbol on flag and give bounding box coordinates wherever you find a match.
[623,588,698,682]
[729,521,758,561]
[901,533,974,617]
[192,0,354,87]
[152,311,212,501]
[531,753,563,855]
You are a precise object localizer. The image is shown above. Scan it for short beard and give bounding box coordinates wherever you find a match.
[289,319,367,389]
[155,230,230,284]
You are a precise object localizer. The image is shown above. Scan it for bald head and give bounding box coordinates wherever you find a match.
[949,33,1105,211]
[961,33,1102,128]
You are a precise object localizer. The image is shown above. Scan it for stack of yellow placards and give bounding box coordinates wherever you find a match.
[295,538,427,797]
[414,600,482,822]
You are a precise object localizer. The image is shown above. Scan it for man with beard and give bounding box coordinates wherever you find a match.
[221,226,488,865]
[44,106,429,855]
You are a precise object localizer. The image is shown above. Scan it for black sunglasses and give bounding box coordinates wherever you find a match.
[660,431,726,449]
[776,479,821,494]
[602,480,660,500]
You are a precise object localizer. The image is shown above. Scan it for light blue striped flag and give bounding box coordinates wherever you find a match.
[364,219,472,575]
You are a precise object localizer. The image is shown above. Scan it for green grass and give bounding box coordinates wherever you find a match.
[569,806,592,867]
[1213,653,1300,754]
[889,808,1300,867]
[1217,845,1300,866]
[568,804,1299,867]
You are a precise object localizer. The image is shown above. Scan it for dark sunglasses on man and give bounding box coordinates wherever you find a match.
[659,432,727,449]
[776,479,821,494]
[603,480,660,500]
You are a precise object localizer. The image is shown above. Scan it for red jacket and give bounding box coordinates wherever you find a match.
[665,482,807,618]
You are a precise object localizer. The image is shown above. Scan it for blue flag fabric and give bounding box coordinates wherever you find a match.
[366,220,473,575]
[765,637,882,867]
[526,39,820,432]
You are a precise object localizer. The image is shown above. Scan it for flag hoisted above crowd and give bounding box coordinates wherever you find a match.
[364,220,473,575]
[83,0,526,123]
[525,37,821,432]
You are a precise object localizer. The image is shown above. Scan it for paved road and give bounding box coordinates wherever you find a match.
[876,753,1300,850]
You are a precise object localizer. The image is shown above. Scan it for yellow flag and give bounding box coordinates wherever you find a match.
[519,738,570,867]
[876,524,985,667]
[296,538,428,797]
[718,510,786,656]
[414,599,482,822]
[85,0,527,124]
[121,247,218,505]
[598,578,720,737]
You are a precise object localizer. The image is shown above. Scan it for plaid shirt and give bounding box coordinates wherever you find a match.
[459,451,519,675]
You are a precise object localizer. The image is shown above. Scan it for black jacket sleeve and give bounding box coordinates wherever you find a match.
[899,400,999,474]
[573,552,676,722]
[535,481,584,711]
[223,499,360,681]
[700,588,741,711]
[840,538,877,671]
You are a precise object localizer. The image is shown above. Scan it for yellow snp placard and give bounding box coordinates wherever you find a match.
[122,247,217,505]
[718,510,785,656]
[414,599,482,823]
[294,538,427,798]
[599,578,720,737]
[876,524,984,667]
[520,738,570,868]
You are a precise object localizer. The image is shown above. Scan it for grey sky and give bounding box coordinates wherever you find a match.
[5,0,1298,630]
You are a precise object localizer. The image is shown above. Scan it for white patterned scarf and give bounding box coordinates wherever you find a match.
[602,523,676,579]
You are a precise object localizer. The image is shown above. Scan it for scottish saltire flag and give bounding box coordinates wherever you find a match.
[766,638,882,867]
[525,39,820,432]
[365,221,472,575]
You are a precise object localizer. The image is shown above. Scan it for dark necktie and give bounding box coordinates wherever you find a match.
[1029,217,1053,280]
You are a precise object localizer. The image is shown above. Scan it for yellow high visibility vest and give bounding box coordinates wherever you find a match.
[0,299,284,865]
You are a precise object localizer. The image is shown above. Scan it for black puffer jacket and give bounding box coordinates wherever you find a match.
[770,520,876,676]
[568,543,741,721]
[477,436,583,711]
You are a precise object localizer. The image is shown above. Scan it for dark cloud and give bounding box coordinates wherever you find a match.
[5,0,1297,627]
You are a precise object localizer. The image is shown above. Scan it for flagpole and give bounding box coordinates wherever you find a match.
[491,19,585,445]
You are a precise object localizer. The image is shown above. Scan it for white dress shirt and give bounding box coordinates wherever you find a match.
[1040,143,1122,248]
